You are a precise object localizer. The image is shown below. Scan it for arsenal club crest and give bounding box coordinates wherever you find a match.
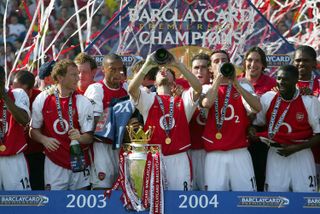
[184,0,197,5]
[98,172,106,180]
[233,92,240,99]
[296,112,304,121]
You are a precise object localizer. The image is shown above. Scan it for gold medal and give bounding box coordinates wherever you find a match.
[215,132,222,140]
[165,137,171,145]
[0,144,6,152]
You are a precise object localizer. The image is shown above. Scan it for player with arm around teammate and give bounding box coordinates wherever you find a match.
[0,66,31,190]
[254,65,320,192]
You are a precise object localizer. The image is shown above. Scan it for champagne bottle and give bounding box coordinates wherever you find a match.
[70,140,86,172]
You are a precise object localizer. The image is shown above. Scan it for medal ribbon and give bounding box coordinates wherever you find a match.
[268,94,294,139]
[199,108,207,123]
[54,89,74,131]
[309,73,314,91]
[214,83,232,131]
[156,96,174,138]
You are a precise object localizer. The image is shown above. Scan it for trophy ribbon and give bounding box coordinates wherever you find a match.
[105,151,131,206]
[151,151,163,214]
[142,152,153,208]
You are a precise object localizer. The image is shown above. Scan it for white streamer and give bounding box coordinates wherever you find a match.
[3,0,9,83]
[8,0,42,88]
[73,0,84,52]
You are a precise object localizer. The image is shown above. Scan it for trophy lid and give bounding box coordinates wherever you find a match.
[127,126,154,144]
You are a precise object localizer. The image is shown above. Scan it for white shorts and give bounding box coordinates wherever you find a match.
[44,157,90,190]
[316,164,320,192]
[0,153,31,190]
[163,152,191,191]
[204,148,256,191]
[265,147,317,192]
[91,142,119,188]
[190,149,206,190]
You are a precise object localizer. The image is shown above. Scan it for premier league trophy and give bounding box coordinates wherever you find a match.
[106,126,164,214]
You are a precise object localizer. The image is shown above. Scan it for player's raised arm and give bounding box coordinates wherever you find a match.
[170,60,202,100]
[128,54,157,102]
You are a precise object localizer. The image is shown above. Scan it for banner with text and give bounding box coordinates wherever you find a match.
[0,191,319,214]
[86,0,294,75]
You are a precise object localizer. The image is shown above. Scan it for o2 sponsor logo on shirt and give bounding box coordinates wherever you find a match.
[159,114,176,130]
[53,119,69,135]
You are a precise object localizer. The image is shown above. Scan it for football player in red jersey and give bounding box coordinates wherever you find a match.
[128,50,202,190]
[189,53,211,190]
[201,50,261,191]
[30,59,94,190]
[0,66,31,190]
[254,65,320,192]
[84,54,128,189]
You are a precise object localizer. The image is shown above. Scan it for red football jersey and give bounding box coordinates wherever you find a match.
[256,91,320,145]
[144,95,191,156]
[297,77,320,164]
[189,108,207,150]
[202,85,251,151]
[297,76,320,97]
[32,91,94,169]
[98,80,128,109]
[0,89,30,156]
[25,88,43,154]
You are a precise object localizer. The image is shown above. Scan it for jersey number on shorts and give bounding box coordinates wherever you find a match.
[308,175,317,188]
[250,177,256,190]
[83,168,90,177]
[20,177,30,189]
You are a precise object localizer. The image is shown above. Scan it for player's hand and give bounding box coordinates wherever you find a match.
[212,71,224,82]
[271,86,279,92]
[42,137,60,152]
[128,117,142,131]
[247,126,260,143]
[146,52,159,68]
[231,74,238,84]
[68,128,81,141]
[276,144,302,157]
[167,55,179,68]
[171,84,184,97]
